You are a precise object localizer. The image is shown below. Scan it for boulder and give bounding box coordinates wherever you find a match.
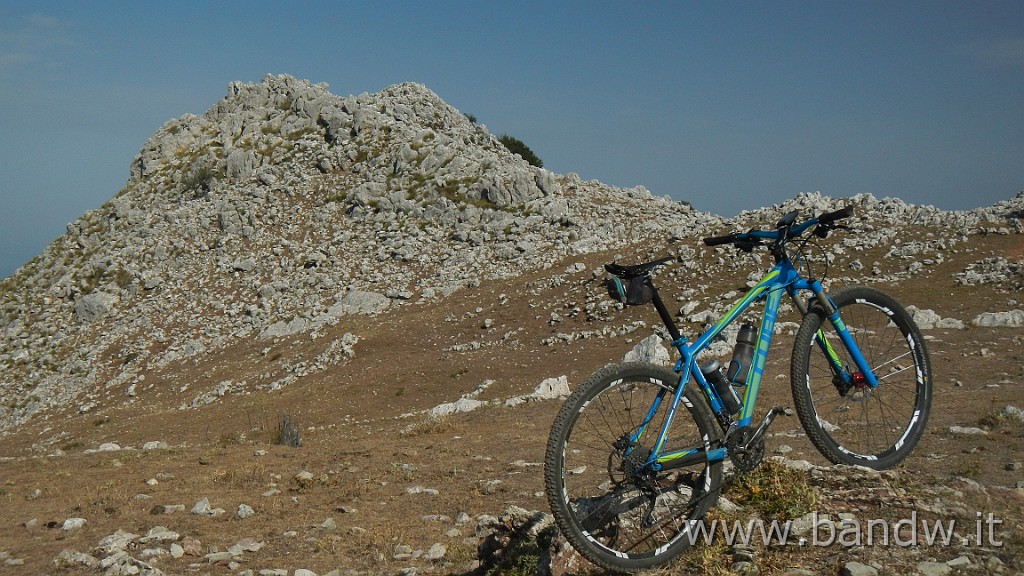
[74,292,118,323]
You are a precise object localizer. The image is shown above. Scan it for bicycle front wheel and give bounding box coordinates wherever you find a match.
[544,362,722,572]
[791,286,932,469]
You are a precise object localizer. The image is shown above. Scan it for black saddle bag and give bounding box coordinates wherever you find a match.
[607,276,654,306]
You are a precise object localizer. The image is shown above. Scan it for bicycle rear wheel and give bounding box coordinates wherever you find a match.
[544,362,722,572]
[791,287,932,469]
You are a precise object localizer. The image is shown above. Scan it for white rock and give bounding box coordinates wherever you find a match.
[529,376,570,400]
[948,426,988,435]
[623,334,671,365]
[61,517,87,531]
[191,497,212,515]
[428,397,483,418]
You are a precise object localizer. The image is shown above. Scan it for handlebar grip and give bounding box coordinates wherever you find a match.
[818,206,854,224]
[703,233,737,246]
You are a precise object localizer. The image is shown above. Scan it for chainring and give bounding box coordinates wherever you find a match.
[726,426,765,473]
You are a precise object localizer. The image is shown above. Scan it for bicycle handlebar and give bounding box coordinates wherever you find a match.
[702,206,854,249]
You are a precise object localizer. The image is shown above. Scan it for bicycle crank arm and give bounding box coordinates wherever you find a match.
[748,406,792,446]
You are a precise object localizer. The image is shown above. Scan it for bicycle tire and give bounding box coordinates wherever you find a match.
[791,287,932,469]
[544,362,723,572]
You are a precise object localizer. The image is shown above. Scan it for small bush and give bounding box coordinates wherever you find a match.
[276,413,302,447]
[725,459,818,520]
[498,134,543,168]
[181,165,218,198]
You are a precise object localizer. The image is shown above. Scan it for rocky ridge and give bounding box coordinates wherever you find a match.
[0,74,716,431]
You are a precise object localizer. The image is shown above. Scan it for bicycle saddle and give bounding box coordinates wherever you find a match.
[605,257,673,279]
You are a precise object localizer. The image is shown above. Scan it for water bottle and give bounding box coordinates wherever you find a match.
[701,360,741,414]
[727,322,757,385]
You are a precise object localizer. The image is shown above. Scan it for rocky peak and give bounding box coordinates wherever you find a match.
[0,74,701,431]
[127,74,555,209]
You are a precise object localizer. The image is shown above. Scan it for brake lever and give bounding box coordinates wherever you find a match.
[813,223,850,238]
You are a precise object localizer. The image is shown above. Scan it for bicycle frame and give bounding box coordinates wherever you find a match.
[635,255,879,472]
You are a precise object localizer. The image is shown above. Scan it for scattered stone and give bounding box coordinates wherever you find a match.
[337,290,390,315]
[528,375,570,400]
[61,517,87,531]
[96,530,140,554]
[906,306,965,329]
[774,457,815,471]
[623,334,671,365]
[190,497,225,516]
[946,556,971,568]
[423,543,447,561]
[429,397,484,419]
[1002,405,1024,423]
[789,512,818,536]
[236,539,264,553]
[74,292,118,323]
[948,426,988,435]
[98,551,160,575]
[986,555,1007,572]
[140,526,178,543]
[180,536,203,556]
[406,486,439,496]
[972,310,1024,328]
[842,562,879,576]
[54,549,99,569]
[915,561,952,576]
[237,504,255,519]
[149,504,185,515]
[205,550,235,564]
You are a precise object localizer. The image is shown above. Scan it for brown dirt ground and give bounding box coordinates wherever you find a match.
[1,226,1022,575]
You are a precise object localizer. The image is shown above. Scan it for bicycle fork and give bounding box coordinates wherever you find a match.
[793,280,880,393]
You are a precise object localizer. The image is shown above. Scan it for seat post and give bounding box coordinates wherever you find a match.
[649,282,682,343]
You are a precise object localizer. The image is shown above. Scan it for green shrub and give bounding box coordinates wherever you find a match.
[498,134,543,168]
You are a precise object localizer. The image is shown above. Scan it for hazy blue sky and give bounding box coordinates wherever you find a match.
[2,2,1023,278]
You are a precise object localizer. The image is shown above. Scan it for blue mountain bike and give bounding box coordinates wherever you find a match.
[543,207,932,572]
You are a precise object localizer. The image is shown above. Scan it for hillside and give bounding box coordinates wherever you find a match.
[0,75,1022,575]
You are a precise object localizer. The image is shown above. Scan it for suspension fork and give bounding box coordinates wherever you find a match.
[790,281,879,389]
